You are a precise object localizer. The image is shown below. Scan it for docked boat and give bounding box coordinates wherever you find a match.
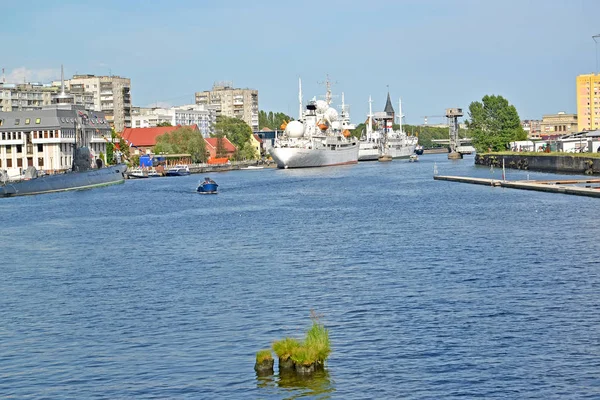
[165,165,190,176]
[409,154,419,162]
[240,165,264,170]
[359,94,417,161]
[127,167,162,179]
[0,71,126,198]
[0,155,126,198]
[414,145,424,155]
[268,77,359,169]
[197,177,218,194]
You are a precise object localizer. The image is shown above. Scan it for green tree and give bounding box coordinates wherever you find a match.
[259,110,293,130]
[106,131,115,164]
[156,121,172,127]
[154,126,208,163]
[240,141,258,160]
[466,95,526,153]
[213,115,252,148]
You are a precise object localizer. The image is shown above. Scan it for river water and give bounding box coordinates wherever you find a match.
[1,153,599,399]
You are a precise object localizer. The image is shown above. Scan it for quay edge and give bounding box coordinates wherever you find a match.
[475,153,600,175]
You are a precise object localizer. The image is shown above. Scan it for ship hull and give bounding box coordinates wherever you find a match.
[0,164,126,198]
[358,140,416,161]
[269,145,359,169]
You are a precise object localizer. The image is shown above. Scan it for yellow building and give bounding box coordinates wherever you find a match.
[576,73,600,131]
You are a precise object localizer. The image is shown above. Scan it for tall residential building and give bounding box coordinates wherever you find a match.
[0,83,93,112]
[195,82,258,130]
[131,104,217,137]
[54,74,132,132]
[576,73,600,131]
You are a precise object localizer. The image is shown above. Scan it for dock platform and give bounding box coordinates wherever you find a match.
[434,175,600,198]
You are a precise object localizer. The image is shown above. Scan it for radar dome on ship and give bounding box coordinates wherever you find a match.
[285,120,305,138]
[316,100,328,114]
[331,121,341,130]
[325,107,339,122]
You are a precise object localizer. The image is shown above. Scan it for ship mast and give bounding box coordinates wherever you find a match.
[298,77,303,120]
[367,95,373,139]
[398,98,403,134]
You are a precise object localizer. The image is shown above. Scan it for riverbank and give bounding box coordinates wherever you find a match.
[475,153,600,175]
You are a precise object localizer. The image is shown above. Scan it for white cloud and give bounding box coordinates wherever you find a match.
[4,67,60,84]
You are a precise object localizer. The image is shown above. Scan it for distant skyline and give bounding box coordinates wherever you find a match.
[3,0,600,125]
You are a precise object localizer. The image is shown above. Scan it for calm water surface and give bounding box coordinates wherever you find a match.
[1,154,600,399]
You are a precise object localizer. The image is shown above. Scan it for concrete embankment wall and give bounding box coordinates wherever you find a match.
[475,154,600,175]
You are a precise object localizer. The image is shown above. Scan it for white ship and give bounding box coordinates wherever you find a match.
[358,93,417,161]
[269,78,359,169]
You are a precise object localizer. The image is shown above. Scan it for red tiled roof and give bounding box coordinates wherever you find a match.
[204,137,237,152]
[260,127,273,132]
[120,125,199,147]
[253,134,263,143]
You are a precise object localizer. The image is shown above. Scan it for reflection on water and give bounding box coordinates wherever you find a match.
[257,368,334,399]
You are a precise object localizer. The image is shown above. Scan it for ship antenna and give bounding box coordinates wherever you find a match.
[368,95,373,135]
[398,98,403,134]
[298,77,303,120]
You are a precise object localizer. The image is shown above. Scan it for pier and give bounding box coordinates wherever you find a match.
[434,175,600,198]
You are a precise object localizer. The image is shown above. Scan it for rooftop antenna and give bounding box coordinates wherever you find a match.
[60,64,65,94]
[593,34,600,74]
[298,77,303,120]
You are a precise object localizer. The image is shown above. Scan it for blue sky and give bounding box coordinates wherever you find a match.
[2,0,599,124]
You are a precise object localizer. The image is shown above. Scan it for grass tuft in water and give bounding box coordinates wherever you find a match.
[272,337,301,361]
[256,349,273,363]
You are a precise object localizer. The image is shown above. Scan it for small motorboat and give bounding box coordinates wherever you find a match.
[197,177,218,194]
[166,165,190,176]
[409,155,419,162]
[414,145,424,155]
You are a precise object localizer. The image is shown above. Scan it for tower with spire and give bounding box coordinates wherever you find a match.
[383,91,395,120]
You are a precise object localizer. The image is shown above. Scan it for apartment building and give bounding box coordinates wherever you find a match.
[131,104,217,137]
[0,83,93,112]
[195,82,258,130]
[54,74,132,132]
[521,119,542,139]
[576,73,600,131]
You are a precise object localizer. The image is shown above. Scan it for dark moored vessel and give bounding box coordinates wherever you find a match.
[0,66,126,198]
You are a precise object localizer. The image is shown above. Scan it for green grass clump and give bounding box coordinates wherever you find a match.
[304,321,331,363]
[256,349,273,363]
[290,344,319,366]
[272,337,301,360]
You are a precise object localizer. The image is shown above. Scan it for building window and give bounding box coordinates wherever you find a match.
[6,146,11,154]
[6,159,12,168]
[25,118,30,125]
[16,145,22,153]
[17,158,22,167]
[35,118,41,124]
[0,119,3,126]
[15,119,20,125]
[37,144,43,152]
